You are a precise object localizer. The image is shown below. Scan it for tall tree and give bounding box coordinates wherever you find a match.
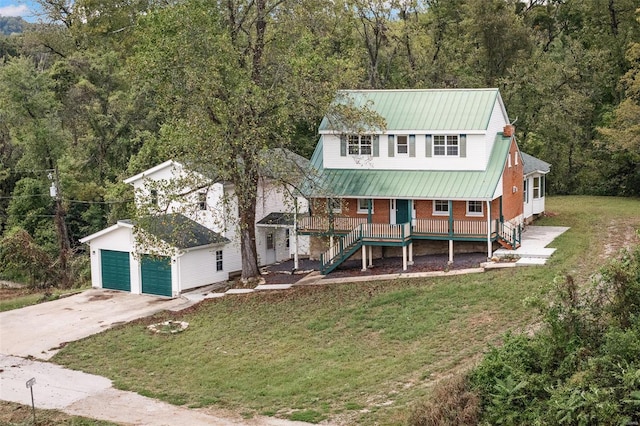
[130,0,359,280]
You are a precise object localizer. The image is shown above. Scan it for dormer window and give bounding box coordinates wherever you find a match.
[348,134,372,155]
[433,135,459,156]
[198,192,207,211]
[396,135,408,155]
[150,189,158,206]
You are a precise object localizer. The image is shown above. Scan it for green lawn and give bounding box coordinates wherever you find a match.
[52,196,640,424]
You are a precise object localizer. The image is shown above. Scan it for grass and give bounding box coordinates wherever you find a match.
[0,288,85,312]
[50,196,640,424]
[0,401,118,425]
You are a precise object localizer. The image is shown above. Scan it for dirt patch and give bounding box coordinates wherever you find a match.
[602,219,638,259]
[0,287,33,302]
[87,293,114,301]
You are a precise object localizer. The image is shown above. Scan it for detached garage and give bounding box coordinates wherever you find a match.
[80,214,229,297]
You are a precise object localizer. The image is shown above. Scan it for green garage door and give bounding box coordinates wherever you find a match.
[141,255,172,297]
[101,250,131,292]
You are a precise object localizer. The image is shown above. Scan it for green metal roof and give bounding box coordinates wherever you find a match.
[305,134,511,200]
[319,89,502,132]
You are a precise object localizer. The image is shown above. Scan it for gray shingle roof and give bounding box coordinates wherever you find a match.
[521,152,551,175]
[138,213,228,249]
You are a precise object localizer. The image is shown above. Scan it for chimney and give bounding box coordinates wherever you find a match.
[503,124,515,137]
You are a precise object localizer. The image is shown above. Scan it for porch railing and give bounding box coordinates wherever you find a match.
[320,222,411,273]
[298,216,367,233]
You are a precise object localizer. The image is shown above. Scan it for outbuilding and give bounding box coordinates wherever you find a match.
[80,213,229,297]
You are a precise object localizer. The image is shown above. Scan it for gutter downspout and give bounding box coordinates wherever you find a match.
[487,200,492,259]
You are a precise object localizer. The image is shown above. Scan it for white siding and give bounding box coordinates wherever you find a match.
[322,132,490,171]
[178,247,228,291]
[85,225,142,294]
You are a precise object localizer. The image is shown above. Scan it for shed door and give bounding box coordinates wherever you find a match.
[141,255,172,297]
[100,250,131,292]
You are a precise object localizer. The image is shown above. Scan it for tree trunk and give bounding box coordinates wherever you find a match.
[237,156,261,281]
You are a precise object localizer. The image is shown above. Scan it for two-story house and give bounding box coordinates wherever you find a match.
[80,154,310,297]
[298,88,546,274]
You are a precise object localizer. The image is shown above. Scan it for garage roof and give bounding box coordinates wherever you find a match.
[138,214,228,249]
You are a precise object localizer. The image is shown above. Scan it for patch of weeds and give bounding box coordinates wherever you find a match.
[240,410,254,419]
[260,409,277,417]
[188,396,220,408]
[289,410,327,423]
[345,402,365,410]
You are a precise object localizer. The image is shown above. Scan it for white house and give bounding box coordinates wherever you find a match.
[522,152,551,223]
[81,155,310,297]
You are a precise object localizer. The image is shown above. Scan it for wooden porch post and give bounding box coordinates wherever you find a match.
[448,240,454,264]
[293,199,299,270]
[367,199,372,224]
[368,245,373,267]
[486,200,492,259]
[408,242,414,266]
[402,245,407,271]
[361,245,367,271]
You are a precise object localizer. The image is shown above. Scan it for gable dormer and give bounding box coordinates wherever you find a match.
[318,89,509,171]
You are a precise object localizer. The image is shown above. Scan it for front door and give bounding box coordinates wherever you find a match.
[265,232,276,264]
[390,199,411,224]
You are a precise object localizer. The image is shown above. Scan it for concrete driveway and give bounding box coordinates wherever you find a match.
[0,288,192,360]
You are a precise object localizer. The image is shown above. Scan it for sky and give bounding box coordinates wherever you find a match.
[0,0,42,23]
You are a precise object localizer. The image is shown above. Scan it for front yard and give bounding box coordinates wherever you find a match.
[50,196,640,424]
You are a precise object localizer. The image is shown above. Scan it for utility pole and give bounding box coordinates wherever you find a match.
[50,167,71,287]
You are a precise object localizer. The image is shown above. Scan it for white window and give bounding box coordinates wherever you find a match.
[348,134,372,155]
[396,135,408,155]
[433,200,449,216]
[523,179,528,203]
[198,192,207,211]
[433,135,459,156]
[285,229,290,248]
[328,198,342,213]
[357,199,373,214]
[150,189,158,206]
[508,153,512,168]
[533,177,540,199]
[266,233,275,250]
[216,250,223,271]
[466,201,483,216]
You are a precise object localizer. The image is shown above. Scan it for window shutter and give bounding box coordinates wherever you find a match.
[460,134,467,158]
[425,135,432,158]
[373,135,379,157]
[388,135,395,157]
[409,135,416,157]
[340,135,346,157]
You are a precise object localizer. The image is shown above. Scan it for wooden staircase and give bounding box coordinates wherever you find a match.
[320,223,411,275]
[497,221,522,250]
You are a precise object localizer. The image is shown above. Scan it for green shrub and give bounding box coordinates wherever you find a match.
[469,241,640,425]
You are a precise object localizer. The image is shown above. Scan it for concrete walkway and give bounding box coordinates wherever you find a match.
[0,355,312,426]
[493,225,570,266]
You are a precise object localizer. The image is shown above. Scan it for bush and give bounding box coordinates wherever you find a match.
[468,241,640,425]
[408,375,480,426]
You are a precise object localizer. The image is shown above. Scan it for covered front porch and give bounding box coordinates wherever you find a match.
[298,213,521,275]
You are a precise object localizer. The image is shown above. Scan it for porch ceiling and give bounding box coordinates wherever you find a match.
[305,134,511,200]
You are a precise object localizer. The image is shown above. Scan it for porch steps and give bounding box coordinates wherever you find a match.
[321,240,363,275]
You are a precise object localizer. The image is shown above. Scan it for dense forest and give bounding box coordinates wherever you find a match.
[1,0,639,285]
